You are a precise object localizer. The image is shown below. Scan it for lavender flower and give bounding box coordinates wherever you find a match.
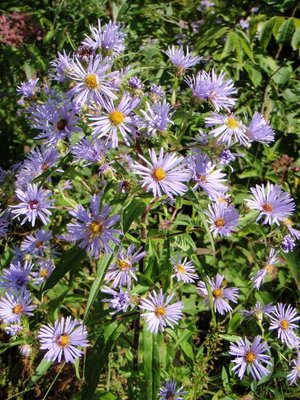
[140,289,183,334]
[246,183,295,225]
[229,336,272,380]
[140,100,173,136]
[32,260,55,285]
[0,289,35,323]
[133,148,190,198]
[17,78,39,97]
[20,344,32,357]
[241,302,274,321]
[198,274,238,315]
[5,323,22,336]
[266,303,300,348]
[20,229,56,257]
[10,183,53,227]
[128,76,143,90]
[205,113,248,146]
[287,353,300,384]
[219,149,235,165]
[102,286,133,314]
[158,380,187,400]
[50,50,73,82]
[238,19,249,30]
[251,248,279,289]
[281,218,300,239]
[67,194,121,258]
[38,316,88,363]
[105,244,146,288]
[0,260,33,290]
[246,112,275,145]
[71,137,108,166]
[185,69,237,111]
[206,202,239,237]
[150,84,165,101]
[281,235,296,253]
[171,255,198,283]
[164,45,201,75]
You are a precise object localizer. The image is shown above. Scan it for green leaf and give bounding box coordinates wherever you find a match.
[260,17,277,49]
[29,359,53,385]
[284,251,300,290]
[143,327,154,400]
[276,18,295,43]
[43,246,86,291]
[244,63,262,87]
[291,26,300,49]
[231,32,243,64]
[122,198,146,233]
[222,31,235,59]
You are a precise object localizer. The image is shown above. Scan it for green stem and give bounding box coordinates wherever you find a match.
[42,362,65,400]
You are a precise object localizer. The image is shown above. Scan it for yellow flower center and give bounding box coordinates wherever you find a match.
[84,74,99,89]
[109,110,125,126]
[117,260,130,270]
[176,264,186,274]
[226,116,238,129]
[280,319,289,330]
[39,268,48,278]
[13,304,24,315]
[58,334,70,347]
[262,203,273,213]
[152,167,166,182]
[215,217,226,228]
[89,220,104,237]
[245,351,256,364]
[282,218,293,227]
[155,306,166,317]
[212,288,223,298]
[265,264,275,275]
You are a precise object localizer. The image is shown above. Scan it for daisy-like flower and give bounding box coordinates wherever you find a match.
[246,112,275,145]
[82,20,125,57]
[164,46,201,75]
[105,244,146,288]
[71,137,109,167]
[198,274,238,315]
[50,50,73,82]
[102,286,133,314]
[17,78,39,98]
[266,303,300,348]
[188,152,228,198]
[0,260,33,290]
[229,336,272,380]
[67,55,116,105]
[10,184,53,227]
[170,254,198,283]
[0,289,35,323]
[133,148,189,198]
[241,302,274,321]
[205,113,248,146]
[88,94,139,148]
[20,229,57,257]
[158,380,187,400]
[32,259,55,285]
[140,100,173,137]
[246,183,295,225]
[67,194,121,258]
[140,289,183,334]
[150,84,165,101]
[185,69,237,111]
[287,353,300,385]
[38,316,89,363]
[206,202,239,237]
[251,248,279,289]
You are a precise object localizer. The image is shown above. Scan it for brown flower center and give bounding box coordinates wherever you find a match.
[215,217,226,228]
[35,240,43,248]
[245,351,256,364]
[155,306,166,317]
[262,203,273,213]
[152,167,166,182]
[28,200,39,210]
[84,73,99,89]
[57,119,67,131]
[280,319,289,330]
[109,110,124,126]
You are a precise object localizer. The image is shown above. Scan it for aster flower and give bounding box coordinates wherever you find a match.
[140,289,183,334]
[239,19,249,30]
[219,149,235,165]
[229,336,272,380]
[188,152,228,198]
[198,274,238,315]
[206,202,239,237]
[287,353,300,385]
[17,78,39,97]
[266,303,300,348]
[140,100,173,137]
[67,194,121,258]
[102,285,133,314]
[71,137,109,167]
[82,20,125,57]
[246,183,295,225]
[0,289,35,323]
[150,84,165,101]
[185,69,237,111]
[67,55,116,105]
[281,235,296,253]
[20,229,57,257]
[251,248,279,289]
[133,148,190,198]
[5,323,23,336]
[38,316,88,363]
[158,380,187,400]
[128,76,144,90]
[281,218,300,239]
[32,259,55,285]
[246,112,275,145]
[10,183,53,227]
[88,94,139,148]
[164,46,201,75]
[241,302,274,321]
[0,260,33,290]
[170,255,198,283]
[205,113,248,146]
[105,244,146,288]
[50,50,73,82]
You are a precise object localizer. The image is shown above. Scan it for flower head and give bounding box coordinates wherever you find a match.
[164,45,201,75]
[0,289,35,323]
[171,255,198,283]
[32,259,55,285]
[246,112,275,145]
[241,302,274,322]
[140,100,173,137]
[287,353,300,385]
[205,113,248,146]
[102,286,133,314]
[251,248,279,289]
[0,261,33,290]
[206,202,239,237]
[281,235,296,253]
[158,380,187,400]
[17,78,39,97]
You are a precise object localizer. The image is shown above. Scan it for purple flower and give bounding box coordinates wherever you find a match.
[32,259,55,285]
[102,285,133,314]
[198,274,238,315]
[219,149,235,165]
[140,289,183,334]
[266,303,300,348]
[185,70,237,111]
[281,235,296,253]
[67,194,121,258]
[20,229,57,257]
[199,0,215,9]
[88,94,139,148]
[282,218,300,239]
[164,45,202,75]
[133,148,190,198]
[0,260,33,290]
[246,183,295,225]
[128,76,144,90]
[38,316,88,363]
[50,50,73,82]
[0,289,35,323]
[241,302,274,321]
[105,244,146,288]
[238,19,249,30]
[287,353,300,385]
[5,323,22,336]
[140,100,173,136]
[206,202,239,237]
[10,183,53,227]
[205,113,248,146]
[20,344,32,357]
[0,211,10,238]
[150,84,165,101]
[229,336,272,380]
[171,254,198,283]
[158,380,187,400]
[71,137,108,166]
[251,248,279,289]
[246,112,275,145]
[17,78,39,97]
